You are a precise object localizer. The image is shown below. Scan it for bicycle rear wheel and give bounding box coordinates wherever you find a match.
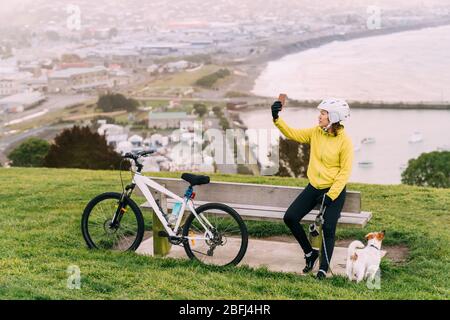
[182,203,248,266]
[81,192,144,251]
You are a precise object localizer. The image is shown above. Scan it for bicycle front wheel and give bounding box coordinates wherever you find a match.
[182,203,248,266]
[81,192,144,251]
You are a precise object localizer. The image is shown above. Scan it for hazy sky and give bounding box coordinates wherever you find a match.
[2,0,450,13]
[1,0,449,27]
[0,0,33,12]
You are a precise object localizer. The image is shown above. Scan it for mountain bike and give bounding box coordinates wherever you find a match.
[81,150,248,266]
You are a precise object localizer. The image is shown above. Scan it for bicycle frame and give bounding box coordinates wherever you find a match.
[131,172,214,240]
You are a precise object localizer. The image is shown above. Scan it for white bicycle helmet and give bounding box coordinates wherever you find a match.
[317,98,350,124]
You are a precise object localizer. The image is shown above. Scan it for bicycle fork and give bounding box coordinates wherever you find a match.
[110,183,136,227]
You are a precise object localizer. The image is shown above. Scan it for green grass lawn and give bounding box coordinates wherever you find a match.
[148,65,221,88]
[0,168,449,299]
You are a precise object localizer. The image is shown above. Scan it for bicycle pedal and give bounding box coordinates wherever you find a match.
[157,231,169,238]
[168,236,183,245]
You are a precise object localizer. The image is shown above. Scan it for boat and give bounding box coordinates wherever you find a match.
[408,131,423,143]
[361,137,376,144]
[358,160,374,168]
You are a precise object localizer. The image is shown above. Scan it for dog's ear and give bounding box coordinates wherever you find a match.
[377,231,385,241]
[365,233,374,240]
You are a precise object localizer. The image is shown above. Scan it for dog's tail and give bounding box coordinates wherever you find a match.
[347,240,365,260]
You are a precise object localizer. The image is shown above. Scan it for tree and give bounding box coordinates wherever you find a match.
[43,126,128,170]
[193,103,208,118]
[195,68,230,88]
[276,137,310,178]
[97,93,139,113]
[401,151,450,188]
[8,138,50,167]
[219,117,230,130]
[61,53,81,63]
[212,106,222,116]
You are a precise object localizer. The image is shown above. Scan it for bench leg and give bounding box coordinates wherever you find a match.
[152,211,171,257]
[152,184,171,257]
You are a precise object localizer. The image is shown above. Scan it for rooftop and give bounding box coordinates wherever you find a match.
[49,66,107,79]
[0,91,45,105]
[0,72,34,81]
[148,112,196,120]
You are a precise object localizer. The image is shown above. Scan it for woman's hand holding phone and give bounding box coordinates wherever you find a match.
[271,93,287,120]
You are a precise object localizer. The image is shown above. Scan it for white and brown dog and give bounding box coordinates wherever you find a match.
[346,231,385,283]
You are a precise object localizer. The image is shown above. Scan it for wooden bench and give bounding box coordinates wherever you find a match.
[135,176,372,257]
[139,177,372,227]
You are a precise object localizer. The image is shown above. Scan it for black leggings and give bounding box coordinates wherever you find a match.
[283,183,346,272]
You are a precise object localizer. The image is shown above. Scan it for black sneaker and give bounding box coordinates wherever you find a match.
[316,269,327,280]
[302,249,319,273]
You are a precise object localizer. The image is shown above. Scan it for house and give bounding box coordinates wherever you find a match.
[139,42,189,56]
[148,133,165,147]
[97,123,128,149]
[110,69,132,88]
[116,141,133,155]
[0,72,33,96]
[106,134,128,149]
[142,157,161,172]
[143,137,153,149]
[128,134,143,150]
[23,76,48,93]
[97,123,125,136]
[17,61,42,77]
[164,60,190,73]
[110,50,141,68]
[0,91,46,112]
[180,119,196,132]
[148,112,196,129]
[48,66,110,93]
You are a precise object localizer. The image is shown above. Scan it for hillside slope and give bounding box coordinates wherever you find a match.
[0,168,448,299]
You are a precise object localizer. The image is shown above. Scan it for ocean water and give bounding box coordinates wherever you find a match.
[247,25,450,184]
[239,107,450,185]
[252,25,450,103]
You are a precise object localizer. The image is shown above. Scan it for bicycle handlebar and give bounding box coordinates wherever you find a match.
[123,150,156,161]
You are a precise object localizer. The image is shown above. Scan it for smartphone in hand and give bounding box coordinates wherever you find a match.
[278,93,287,109]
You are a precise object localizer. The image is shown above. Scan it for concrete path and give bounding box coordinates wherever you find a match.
[136,236,386,276]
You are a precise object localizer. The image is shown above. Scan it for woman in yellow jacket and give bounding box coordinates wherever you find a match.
[271,98,353,279]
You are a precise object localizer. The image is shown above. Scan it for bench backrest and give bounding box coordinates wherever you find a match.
[137,177,362,213]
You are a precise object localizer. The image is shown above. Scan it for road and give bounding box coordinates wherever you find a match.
[0,94,95,165]
[1,94,96,125]
[0,124,72,165]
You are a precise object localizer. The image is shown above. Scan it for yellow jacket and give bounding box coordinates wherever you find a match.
[274,117,354,200]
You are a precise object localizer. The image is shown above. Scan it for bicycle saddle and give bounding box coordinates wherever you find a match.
[181,173,210,186]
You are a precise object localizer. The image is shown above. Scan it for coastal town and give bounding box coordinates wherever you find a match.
[1,0,450,174]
